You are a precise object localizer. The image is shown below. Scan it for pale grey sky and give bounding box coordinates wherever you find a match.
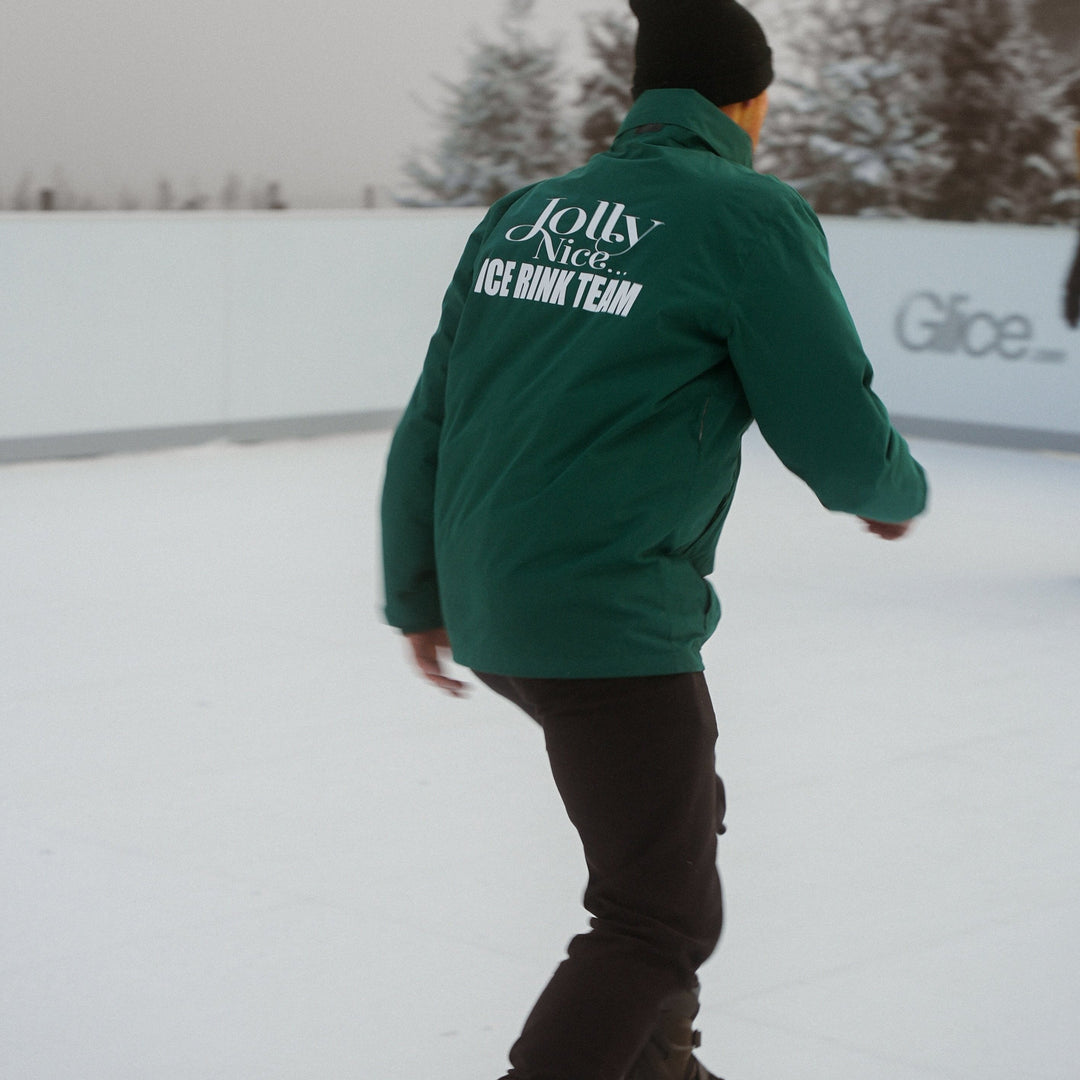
[3,1,1073,210]
[0,0,614,208]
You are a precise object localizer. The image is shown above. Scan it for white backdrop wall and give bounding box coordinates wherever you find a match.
[826,217,1080,451]
[0,211,480,461]
[2,210,1078,461]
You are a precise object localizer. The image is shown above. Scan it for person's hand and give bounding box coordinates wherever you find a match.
[859,517,913,540]
[405,627,468,697]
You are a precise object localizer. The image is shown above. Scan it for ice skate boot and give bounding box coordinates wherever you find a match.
[626,981,722,1080]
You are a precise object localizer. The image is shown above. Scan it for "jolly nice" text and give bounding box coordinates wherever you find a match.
[504,197,665,268]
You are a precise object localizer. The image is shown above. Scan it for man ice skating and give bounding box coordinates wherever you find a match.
[1066,225,1080,327]
[380,0,928,1077]
[1065,127,1080,329]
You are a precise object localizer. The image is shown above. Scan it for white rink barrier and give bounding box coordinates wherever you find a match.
[0,210,480,462]
[824,217,1080,453]
[1,209,1078,462]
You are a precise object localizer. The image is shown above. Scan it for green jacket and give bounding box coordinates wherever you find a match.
[381,89,927,678]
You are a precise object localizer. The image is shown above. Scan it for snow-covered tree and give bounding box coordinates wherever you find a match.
[920,0,1077,221]
[402,0,580,206]
[220,174,244,211]
[11,172,36,211]
[575,8,636,161]
[760,2,947,218]
[761,0,1080,222]
[155,178,177,212]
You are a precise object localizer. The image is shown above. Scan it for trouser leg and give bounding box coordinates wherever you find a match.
[477,672,724,1080]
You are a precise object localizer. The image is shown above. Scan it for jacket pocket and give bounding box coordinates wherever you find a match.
[676,492,732,560]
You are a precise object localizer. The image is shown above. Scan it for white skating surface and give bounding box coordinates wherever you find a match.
[2,427,1078,1080]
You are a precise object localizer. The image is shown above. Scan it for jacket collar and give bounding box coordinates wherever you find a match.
[613,88,755,168]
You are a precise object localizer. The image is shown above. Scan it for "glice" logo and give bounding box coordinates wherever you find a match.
[894,292,1036,359]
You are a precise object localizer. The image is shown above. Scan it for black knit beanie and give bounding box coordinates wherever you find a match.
[630,0,774,107]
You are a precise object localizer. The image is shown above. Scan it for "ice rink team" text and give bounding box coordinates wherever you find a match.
[473,258,644,318]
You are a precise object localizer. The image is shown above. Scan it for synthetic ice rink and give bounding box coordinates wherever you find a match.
[2,425,1078,1080]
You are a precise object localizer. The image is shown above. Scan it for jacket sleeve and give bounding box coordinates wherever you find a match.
[726,189,928,523]
[379,214,495,633]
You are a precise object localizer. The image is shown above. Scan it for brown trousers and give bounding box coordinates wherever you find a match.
[476,671,726,1080]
